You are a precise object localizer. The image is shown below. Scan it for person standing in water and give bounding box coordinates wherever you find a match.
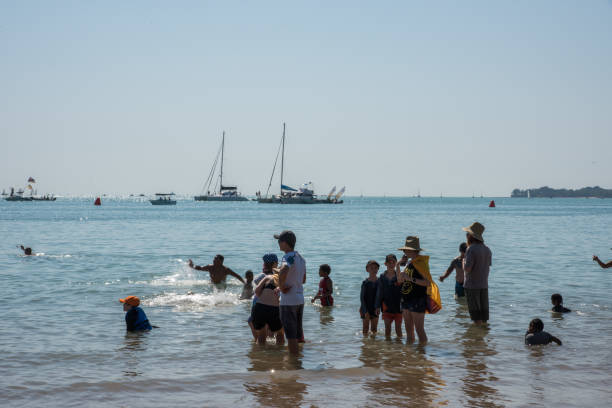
[462,222,492,325]
[439,242,467,299]
[396,237,430,344]
[188,254,245,286]
[274,230,306,355]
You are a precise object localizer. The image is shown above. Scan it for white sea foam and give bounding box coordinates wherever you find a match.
[145,291,242,311]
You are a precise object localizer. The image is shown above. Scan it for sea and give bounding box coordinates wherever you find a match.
[1,196,611,407]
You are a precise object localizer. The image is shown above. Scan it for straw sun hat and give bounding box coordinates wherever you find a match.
[398,236,423,252]
[463,221,485,242]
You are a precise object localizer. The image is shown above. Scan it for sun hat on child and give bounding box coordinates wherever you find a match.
[119,296,140,307]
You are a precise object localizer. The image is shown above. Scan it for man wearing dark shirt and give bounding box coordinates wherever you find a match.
[462,222,492,325]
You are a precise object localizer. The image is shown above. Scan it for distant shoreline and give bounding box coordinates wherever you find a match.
[511,186,612,199]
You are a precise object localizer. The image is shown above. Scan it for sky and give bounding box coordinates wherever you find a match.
[1,0,611,197]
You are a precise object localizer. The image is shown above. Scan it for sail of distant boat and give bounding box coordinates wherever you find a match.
[327,186,336,199]
[335,186,345,200]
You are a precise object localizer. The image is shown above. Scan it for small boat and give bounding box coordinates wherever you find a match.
[32,194,56,201]
[194,131,249,202]
[150,193,176,205]
[5,188,33,201]
[257,123,344,204]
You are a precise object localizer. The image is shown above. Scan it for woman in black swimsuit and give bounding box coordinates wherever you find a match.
[253,273,285,345]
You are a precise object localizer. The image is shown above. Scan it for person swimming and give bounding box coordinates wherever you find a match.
[19,245,33,256]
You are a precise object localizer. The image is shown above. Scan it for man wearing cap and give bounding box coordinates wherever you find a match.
[119,296,153,331]
[462,222,492,325]
[273,230,306,355]
[188,254,245,287]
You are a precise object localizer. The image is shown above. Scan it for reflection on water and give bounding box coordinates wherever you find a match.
[119,332,147,377]
[359,339,446,406]
[244,344,307,407]
[318,307,334,327]
[460,325,504,408]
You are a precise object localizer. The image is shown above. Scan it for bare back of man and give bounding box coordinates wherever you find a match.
[188,255,245,285]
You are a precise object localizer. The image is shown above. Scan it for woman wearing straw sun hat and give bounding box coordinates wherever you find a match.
[395,236,441,344]
[462,222,492,325]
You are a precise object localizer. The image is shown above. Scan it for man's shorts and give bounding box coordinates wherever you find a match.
[382,312,403,325]
[252,303,282,332]
[280,304,304,340]
[455,281,465,298]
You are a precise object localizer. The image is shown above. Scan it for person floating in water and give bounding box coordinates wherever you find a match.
[439,242,467,299]
[119,296,153,332]
[188,254,245,286]
[550,293,571,313]
[592,254,612,269]
[525,318,562,346]
[19,245,33,256]
[311,263,333,306]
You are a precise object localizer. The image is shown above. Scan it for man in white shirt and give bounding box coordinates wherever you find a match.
[274,230,306,355]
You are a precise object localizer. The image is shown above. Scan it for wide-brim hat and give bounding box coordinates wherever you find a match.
[463,221,485,242]
[398,236,423,251]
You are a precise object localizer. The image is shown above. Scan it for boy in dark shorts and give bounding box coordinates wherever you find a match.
[119,295,153,332]
[375,254,403,338]
[312,264,334,306]
[550,293,571,313]
[439,242,467,298]
[525,318,562,345]
[360,260,379,336]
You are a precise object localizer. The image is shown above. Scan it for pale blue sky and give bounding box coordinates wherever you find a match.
[1,1,611,196]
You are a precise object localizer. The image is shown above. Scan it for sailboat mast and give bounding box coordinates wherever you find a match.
[219,131,225,194]
[280,123,285,196]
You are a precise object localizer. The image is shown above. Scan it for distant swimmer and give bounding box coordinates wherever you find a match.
[18,245,33,256]
[592,254,612,269]
[188,254,246,286]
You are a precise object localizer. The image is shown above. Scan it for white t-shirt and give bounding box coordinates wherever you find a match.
[279,251,306,306]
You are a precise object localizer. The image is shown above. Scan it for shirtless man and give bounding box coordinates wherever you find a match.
[188,254,245,285]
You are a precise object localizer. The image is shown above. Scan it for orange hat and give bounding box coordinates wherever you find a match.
[119,295,140,307]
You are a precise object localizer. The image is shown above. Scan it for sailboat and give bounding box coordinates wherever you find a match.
[256,123,344,204]
[194,131,248,202]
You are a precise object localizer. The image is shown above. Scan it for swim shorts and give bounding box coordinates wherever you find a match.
[455,281,465,297]
[252,303,282,332]
[401,297,427,313]
[280,304,304,340]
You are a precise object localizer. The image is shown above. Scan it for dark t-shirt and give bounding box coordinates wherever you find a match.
[464,242,492,289]
[552,305,571,313]
[360,279,378,315]
[525,331,553,345]
[375,273,402,314]
[400,263,427,301]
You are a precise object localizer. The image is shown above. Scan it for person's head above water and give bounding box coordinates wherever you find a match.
[319,263,331,277]
[551,293,563,306]
[528,318,544,333]
[245,270,254,283]
[459,242,468,254]
[274,230,296,251]
[119,295,140,311]
[213,254,224,265]
[24,247,32,255]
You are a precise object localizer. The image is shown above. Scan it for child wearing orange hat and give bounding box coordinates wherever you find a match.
[119,296,153,331]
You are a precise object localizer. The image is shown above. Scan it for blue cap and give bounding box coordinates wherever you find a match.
[262,253,278,264]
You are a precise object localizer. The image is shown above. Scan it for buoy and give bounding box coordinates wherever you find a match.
[489,200,495,208]
[94,197,101,206]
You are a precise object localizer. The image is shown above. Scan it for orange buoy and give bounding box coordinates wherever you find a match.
[489,200,495,208]
[94,197,101,206]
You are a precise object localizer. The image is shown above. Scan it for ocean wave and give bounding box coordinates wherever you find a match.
[145,291,242,311]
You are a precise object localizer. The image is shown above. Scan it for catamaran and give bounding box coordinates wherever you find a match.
[194,131,248,202]
[256,123,344,204]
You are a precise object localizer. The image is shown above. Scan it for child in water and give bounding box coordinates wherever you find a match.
[439,242,467,298]
[311,263,333,306]
[375,254,403,338]
[550,293,571,313]
[240,270,254,300]
[360,260,380,335]
[525,318,562,345]
[119,296,153,332]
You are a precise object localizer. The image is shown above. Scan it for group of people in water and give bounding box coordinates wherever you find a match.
[18,222,610,354]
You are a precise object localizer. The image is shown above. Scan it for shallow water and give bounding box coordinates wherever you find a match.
[1,197,611,407]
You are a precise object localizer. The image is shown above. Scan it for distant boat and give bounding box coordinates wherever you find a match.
[150,193,176,205]
[5,187,32,201]
[194,131,248,202]
[256,123,344,204]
